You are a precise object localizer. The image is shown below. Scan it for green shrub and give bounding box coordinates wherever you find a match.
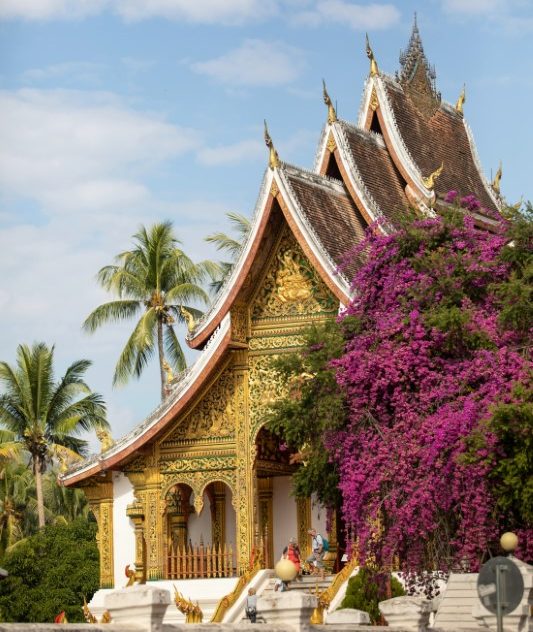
[0,518,99,622]
[340,566,405,624]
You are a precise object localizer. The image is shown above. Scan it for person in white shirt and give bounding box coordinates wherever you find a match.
[306,528,325,578]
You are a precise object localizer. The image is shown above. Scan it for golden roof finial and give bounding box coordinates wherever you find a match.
[492,161,502,195]
[366,33,379,77]
[455,83,466,115]
[322,79,337,125]
[264,120,280,170]
[422,161,444,190]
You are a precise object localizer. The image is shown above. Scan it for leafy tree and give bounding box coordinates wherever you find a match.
[84,222,217,399]
[341,567,404,623]
[0,518,99,622]
[0,343,107,528]
[265,319,349,507]
[0,459,35,556]
[205,212,251,293]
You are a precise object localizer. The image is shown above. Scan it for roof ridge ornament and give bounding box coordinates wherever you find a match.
[365,33,379,77]
[397,13,441,119]
[322,79,338,124]
[455,83,466,115]
[492,161,502,195]
[422,161,443,190]
[264,120,280,170]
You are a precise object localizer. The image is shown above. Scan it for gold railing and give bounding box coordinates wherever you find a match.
[166,541,235,579]
[310,557,359,624]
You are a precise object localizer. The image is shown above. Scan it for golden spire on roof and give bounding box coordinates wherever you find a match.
[365,33,379,77]
[455,84,466,114]
[264,120,280,170]
[322,79,337,125]
[422,162,443,190]
[492,161,502,194]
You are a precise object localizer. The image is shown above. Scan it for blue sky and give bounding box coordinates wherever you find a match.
[0,0,532,451]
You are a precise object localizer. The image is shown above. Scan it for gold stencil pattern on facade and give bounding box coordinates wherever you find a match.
[251,229,336,320]
[249,354,287,437]
[163,369,237,442]
[161,455,237,474]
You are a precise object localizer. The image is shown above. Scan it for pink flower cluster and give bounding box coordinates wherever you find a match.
[329,210,530,571]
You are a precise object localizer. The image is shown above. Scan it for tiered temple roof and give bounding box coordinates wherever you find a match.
[63,21,502,485]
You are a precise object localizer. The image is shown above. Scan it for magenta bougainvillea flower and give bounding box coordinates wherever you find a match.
[328,199,531,571]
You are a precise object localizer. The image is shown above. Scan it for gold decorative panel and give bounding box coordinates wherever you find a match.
[251,229,337,322]
[249,354,287,438]
[162,368,236,444]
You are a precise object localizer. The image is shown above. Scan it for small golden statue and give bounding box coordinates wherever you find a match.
[492,161,502,195]
[422,162,444,190]
[264,120,280,170]
[82,596,98,624]
[96,428,114,453]
[366,33,379,77]
[101,610,112,624]
[322,79,337,125]
[174,587,203,623]
[124,563,136,587]
[162,359,175,383]
[180,306,196,333]
[455,84,466,114]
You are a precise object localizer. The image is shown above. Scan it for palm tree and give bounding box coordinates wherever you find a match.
[0,343,107,528]
[0,459,34,555]
[205,212,251,294]
[83,222,216,400]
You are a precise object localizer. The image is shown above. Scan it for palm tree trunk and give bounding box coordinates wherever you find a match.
[157,319,166,401]
[34,455,46,529]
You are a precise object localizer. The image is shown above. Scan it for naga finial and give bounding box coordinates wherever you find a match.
[366,33,379,77]
[264,120,280,170]
[422,162,444,190]
[322,79,337,125]
[455,84,466,115]
[492,161,502,195]
[162,359,175,383]
[96,427,114,453]
[180,306,196,333]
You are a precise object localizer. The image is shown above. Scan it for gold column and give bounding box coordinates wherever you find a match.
[144,462,163,580]
[126,499,146,583]
[211,482,226,547]
[297,497,312,559]
[234,349,256,573]
[258,477,273,567]
[84,477,114,588]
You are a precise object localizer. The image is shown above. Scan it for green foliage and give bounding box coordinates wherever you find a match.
[265,319,351,506]
[340,567,405,624]
[0,518,99,622]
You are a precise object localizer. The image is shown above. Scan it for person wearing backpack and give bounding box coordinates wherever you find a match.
[306,528,328,579]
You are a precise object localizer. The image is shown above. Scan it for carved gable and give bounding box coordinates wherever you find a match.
[251,227,337,322]
[161,367,236,446]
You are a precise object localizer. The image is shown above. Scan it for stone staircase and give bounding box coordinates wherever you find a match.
[239,573,335,622]
[433,573,482,629]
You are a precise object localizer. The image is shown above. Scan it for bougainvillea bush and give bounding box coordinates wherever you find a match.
[329,200,532,572]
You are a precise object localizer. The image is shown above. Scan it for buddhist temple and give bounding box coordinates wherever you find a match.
[61,19,502,605]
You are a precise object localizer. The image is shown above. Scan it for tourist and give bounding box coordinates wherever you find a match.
[282,537,301,575]
[245,587,257,623]
[306,528,325,578]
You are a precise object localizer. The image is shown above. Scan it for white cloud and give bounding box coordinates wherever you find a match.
[191,39,306,87]
[0,0,107,20]
[441,0,504,15]
[197,139,264,166]
[0,89,199,213]
[112,0,279,24]
[22,61,104,83]
[292,1,401,30]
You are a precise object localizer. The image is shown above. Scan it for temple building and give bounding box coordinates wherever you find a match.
[62,20,502,595]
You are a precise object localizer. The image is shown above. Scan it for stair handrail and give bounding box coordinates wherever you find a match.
[210,551,264,622]
[310,557,359,624]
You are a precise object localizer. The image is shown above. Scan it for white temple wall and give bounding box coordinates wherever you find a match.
[188,491,211,545]
[112,472,135,588]
[272,476,297,560]
[311,493,327,539]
